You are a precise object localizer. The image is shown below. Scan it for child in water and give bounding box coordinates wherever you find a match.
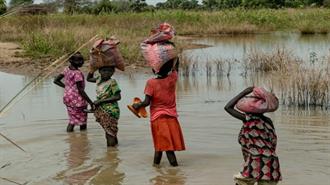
[132,58,185,167]
[224,87,282,185]
[87,66,121,147]
[54,52,94,132]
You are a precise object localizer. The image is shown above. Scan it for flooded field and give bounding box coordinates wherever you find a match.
[0,33,330,185]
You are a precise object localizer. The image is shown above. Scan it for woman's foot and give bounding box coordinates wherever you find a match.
[67,124,74,132]
[153,163,161,168]
[80,124,87,131]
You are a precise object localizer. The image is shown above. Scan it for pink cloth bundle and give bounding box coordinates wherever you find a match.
[236,87,279,113]
[144,22,175,44]
[140,42,177,73]
[140,23,177,73]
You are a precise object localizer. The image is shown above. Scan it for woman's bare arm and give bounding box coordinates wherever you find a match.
[53,74,65,88]
[224,87,254,121]
[87,72,97,83]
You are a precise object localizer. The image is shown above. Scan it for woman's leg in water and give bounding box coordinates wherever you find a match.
[80,124,87,131]
[166,151,178,166]
[67,124,74,132]
[154,151,162,165]
[106,133,117,147]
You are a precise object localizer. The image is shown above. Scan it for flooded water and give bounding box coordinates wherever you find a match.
[1,33,330,185]
[184,32,330,62]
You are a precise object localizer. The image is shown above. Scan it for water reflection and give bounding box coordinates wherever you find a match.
[65,133,90,168]
[56,133,100,185]
[90,148,125,185]
[177,72,234,94]
[150,167,186,185]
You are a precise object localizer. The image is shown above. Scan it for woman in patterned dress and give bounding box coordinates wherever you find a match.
[224,87,282,185]
[54,52,94,132]
[87,66,121,147]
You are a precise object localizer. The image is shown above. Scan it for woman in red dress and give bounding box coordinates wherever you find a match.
[133,58,185,167]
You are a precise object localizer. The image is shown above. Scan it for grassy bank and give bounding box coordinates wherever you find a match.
[0,8,330,63]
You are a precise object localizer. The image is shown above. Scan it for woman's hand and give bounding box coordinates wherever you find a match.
[243,86,254,94]
[132,103,141,110]
[94,100,102,106]
[224,86,254,122]
[90,103,96,110]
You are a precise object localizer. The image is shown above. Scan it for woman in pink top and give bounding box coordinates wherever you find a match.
[54,52,94,132]
[133,58,185,167]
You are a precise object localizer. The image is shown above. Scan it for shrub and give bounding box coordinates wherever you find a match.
[0,0,6,15]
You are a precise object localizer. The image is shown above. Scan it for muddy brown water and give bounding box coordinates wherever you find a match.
[1,34,330,185]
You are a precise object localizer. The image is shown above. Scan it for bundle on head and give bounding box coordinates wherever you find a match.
[89,36,125,73]
[145,22,175,44]
[236,87,279,114]
[140,23,177,73]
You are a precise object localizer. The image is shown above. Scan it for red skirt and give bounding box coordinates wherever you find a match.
[151,116,185,152]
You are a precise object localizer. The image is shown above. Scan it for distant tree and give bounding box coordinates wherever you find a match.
[241,0,268,8]
[162,0,183,9]
[202,0,219,9]
[0,0,6,14]
[219,0,241,8]
[268,0,285,8]
[92,0,113,14]
[180,0,199,9]
[241,0,286,8]
[157,0,200,9]
[74,0,95,14]
[284,0,304,7]
[324,0,330,7]
[62,0,92,14]
[284,0,324,7]
[10,0,33,7]
[310,0,323,5]
[111,0,132,12]
[129,0,148,12]
[63,0,78,14]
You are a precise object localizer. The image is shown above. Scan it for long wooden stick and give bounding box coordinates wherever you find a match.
[0,133,25,152]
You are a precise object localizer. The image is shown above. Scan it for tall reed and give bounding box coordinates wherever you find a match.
[246,48,330,108]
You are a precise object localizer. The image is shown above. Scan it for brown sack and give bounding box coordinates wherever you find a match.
[89,37,125,72]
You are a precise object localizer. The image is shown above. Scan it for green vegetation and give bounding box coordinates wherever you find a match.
[9,0,33,7]
[0,0,6,14]
[0,9,330,63]
[58,0,330,13]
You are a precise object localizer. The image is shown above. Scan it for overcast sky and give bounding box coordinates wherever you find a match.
[5,0,168,6]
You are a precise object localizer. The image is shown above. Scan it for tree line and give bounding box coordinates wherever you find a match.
[1,0,330,15]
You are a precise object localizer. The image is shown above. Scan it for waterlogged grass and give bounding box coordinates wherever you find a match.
[0,9,330,62]
[180,47,330,108]
[243,48,330,108]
